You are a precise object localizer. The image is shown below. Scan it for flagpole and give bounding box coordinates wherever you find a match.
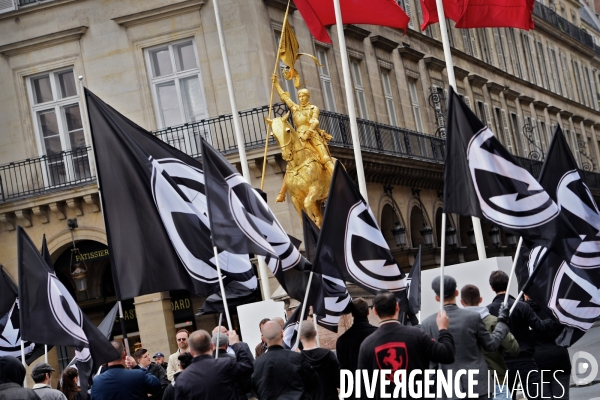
[312,312,320,348]
[213,0,271,302]
[504,237,523,306]
[21,340,27,387]
[509,291,524,315]
[434,2,486,260]
[44,344,48,363]
[294,271,314,350]
[215,312,222,360]
[332,0,368,200]
[439,213,446,313]
[79,77,130,357]
[212,246,233,330]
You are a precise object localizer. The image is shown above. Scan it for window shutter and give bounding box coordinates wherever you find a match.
[470,31,480,59]
[483,103,493,128]
[0,0,16,14]
[501,109,514,153]
[461,30,473,56]
[403,0,414,29]
[561,53,574,100]
[464,96,471,110]
[493,29,506,71]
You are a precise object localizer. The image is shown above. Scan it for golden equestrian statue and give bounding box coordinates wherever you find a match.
[266,74,335,227]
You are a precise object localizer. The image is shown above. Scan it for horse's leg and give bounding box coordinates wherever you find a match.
[275,178,287,203]
[291,193,304,220]
[304,185,323,227]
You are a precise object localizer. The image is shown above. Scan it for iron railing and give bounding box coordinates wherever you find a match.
[533,2,594,49]
[0,147,94,202]
[2,103,600,202]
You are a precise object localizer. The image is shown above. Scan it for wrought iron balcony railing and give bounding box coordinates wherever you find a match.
[533,2,594,49]
[0,103,598,202]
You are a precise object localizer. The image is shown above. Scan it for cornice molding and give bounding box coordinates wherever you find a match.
[423,56,445,72]
[0,26,87,57]
[370,35,399,52]
[486,82,505,95]
[343,25,371,41]
[398,44,424,62]
[112,0,206,28]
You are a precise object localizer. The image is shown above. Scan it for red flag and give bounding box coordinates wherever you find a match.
[294,0,410,44]
[420,0,534,31]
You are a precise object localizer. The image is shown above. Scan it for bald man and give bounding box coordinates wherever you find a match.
[212,325,253,359]
[252,321,317,400]
[174,330,253,399]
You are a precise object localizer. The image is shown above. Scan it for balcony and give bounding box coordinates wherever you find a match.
[533,2,594,49]
[0,103,598,203]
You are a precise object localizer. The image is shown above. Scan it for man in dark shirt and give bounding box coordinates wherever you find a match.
[358,290,455,400]
[132,348,169,398]
[487,271,553,400]
[300,322,340,400]
[174,329,253,399]
[336,298,377,371]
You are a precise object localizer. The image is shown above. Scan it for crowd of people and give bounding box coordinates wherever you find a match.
[0,270,569,400]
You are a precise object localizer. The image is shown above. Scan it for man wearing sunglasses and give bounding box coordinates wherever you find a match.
[166,329,190,381]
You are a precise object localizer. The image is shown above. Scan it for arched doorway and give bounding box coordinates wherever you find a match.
[410,205,426,248]
[381,203,402,250]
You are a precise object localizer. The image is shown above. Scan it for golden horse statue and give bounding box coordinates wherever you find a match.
[265,112,332,227]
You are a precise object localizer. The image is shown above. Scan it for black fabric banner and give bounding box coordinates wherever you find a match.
[85,89,255,299]
[17,226,119,366]
[407,246,422,314]
[313,162,406,295]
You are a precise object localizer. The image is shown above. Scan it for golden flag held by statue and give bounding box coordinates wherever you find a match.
[278,22,321,89]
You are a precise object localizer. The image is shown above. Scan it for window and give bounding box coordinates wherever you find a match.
[499,108,514,153]
[381,70,398,126]
[27,68,90,186]
[462,30,473,56]
[478,30,492,65]
[506,29,523,79]
[510,112,525,156]
[548,47,562,96]
[536,41,550,90]
[521,34,537,85]
[408,80,424,132]
[560,53,574,100]
[572,59,587,106]
[583,66,595,109]
[146,39,208,129]
[539,120,549,149]
[492,29,506,71]
[351,60,369,119]
[316,49,336,112]
[401,0,414,30]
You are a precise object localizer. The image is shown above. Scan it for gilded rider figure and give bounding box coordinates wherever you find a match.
[272,74,335,179]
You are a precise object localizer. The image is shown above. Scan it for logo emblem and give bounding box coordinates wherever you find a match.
[318,275,351,328]
[48,274,87,344]
[344,202,405,292]
[375,342,408,379]
[549,262,600,330]
[0,300,35,358]
[151,158,255,288]
[467,128,558,229]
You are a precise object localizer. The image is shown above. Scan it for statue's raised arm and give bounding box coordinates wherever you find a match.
[272,74,297,111]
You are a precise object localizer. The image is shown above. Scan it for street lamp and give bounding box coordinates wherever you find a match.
[446,226,458,249]
[391,222,407,249]
[467,226,476,247]
[67,218,88,292]
[488,226,501,248]
[505,232,518,247]
[412,188,434,248]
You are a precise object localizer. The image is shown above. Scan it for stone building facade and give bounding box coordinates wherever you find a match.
[2,0,600,384]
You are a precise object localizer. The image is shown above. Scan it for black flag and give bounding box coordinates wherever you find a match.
[196,282,257,316]
[17,226,119,366]
[199,137,309,299]
[282,305,308,350]
[41,235,53,271]
[85,89,256,299]
[313,162,406,295]
[407,246,422,314]
[443,87,581,262]
[302,212,351,332]
[0,266,17,317]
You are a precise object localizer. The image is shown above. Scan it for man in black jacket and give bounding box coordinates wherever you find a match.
[132,348,169,399]
[252,320,317,400]
[336,298,377,371]
[300,322,340,400]
[0,356,40,400]
[174,329,253,400]
[358,290,455,400]
[487,271,554,400]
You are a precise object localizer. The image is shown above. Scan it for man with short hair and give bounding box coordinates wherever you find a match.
[167,329,189,381]
[31,362,66,400]
[358,290,455,399]
[162,352,192,400]
[91,341,161,400]
[132,348,169,398]
[335,298,377,371]
[300,322,339,400]
[212,332,231,358]
[461,284,519,400]
[487,271,553,400]
[255,318,270,358]
[252,320,317,400]
[421,276,511,399]
[153,352,167,371]
[174,329,254,399]
[212,325,253,359]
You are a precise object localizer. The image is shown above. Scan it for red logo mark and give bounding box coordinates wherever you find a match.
[374,342,408,380]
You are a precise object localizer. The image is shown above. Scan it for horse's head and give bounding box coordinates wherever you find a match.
[265,111,295,161]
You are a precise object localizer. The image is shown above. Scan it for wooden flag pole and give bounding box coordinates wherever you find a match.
[294,271,314,350]
[332,0,368,201]
[434,1,486,260]
[213,246,233,330]
[504,237,524,306]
